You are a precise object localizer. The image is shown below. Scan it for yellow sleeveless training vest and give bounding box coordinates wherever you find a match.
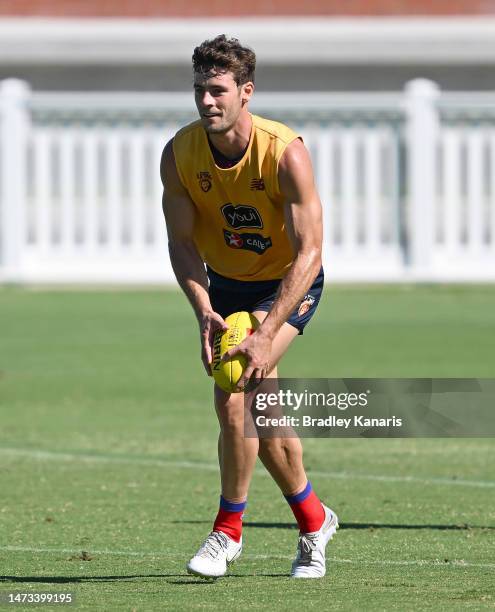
[172,113,299,281]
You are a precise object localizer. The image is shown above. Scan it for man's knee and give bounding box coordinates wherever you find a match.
[215,387,245,435]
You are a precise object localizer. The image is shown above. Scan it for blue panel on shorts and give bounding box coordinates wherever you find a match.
[207,266,324,335]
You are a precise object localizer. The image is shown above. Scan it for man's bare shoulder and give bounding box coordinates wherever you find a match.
[278,138,312,176]
[160,138,189,196]
[160,119,203,177]
[277,137,318,203]
[160,138,176,186]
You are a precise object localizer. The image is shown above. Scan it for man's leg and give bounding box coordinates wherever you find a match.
[187,383,255,578]
[215,386,259,502]
[210,384,258,543]
[188,330,275,578]
[251,310,338,578]
[251,311,324,530]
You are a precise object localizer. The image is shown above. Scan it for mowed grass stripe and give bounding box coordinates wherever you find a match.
[3,546,495,570]
[1,446,494,489]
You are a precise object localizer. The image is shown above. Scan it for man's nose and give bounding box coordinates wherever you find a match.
[200,91,215,107]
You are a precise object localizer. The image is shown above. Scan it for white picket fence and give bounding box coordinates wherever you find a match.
[0,78,494,284]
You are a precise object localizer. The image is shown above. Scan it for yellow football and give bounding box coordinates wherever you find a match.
[211,311,260,393]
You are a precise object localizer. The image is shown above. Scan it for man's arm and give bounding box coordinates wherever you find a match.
[161,139,227,374]
[258,137,323,340]
[223,138,323,388]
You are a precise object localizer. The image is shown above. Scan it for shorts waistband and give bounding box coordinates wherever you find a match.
[206,265,324,292]
[206,266,282,292]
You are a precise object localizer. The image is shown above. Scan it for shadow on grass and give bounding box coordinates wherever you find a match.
[0,575,182,584]
[172,520,494,530]
[1,573,289,585]
[166,573,289,584]
[0,574,220,585]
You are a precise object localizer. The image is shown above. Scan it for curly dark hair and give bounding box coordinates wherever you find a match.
[192,35,256,85]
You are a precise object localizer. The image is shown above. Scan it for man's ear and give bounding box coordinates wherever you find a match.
[240,81,255,106]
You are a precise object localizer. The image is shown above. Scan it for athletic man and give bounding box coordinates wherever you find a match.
[161,35,338,579]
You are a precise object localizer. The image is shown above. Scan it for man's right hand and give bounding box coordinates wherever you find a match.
[199,310,229,376]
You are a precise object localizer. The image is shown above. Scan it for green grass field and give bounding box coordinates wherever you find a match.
[1,285,494,611]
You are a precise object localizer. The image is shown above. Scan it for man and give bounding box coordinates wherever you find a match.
[161,35,338,579]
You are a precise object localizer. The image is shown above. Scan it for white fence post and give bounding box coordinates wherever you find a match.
[0,79,30,281]
[404,79,440,279]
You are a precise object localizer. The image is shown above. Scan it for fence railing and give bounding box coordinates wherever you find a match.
[0,78,494,283]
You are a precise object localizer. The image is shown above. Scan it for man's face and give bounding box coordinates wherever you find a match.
[194,70,251,134]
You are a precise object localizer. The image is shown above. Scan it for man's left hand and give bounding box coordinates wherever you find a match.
[222,329,273,391]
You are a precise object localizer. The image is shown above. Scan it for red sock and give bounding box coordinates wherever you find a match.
[285,481,325,533]
[212,496,246,543]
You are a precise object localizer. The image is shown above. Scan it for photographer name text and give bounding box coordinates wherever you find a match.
[255,415,403,428]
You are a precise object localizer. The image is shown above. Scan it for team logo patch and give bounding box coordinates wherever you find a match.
[223,229,272,255]
[298,294,316,317]
[197,171,212,192]
[221,203,263,229]
[250,178,265,191]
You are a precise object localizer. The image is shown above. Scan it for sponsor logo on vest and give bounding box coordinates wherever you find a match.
[250,178,265,191]
[297,294,316,317]
[223,229,272,255]
[221,203,263,229]
[197,171,212,192]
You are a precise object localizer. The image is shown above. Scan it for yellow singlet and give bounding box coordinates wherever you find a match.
[172,114,299,281]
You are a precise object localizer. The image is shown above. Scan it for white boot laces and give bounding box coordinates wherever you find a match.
[297,532,318,565]
[198,531,229,560]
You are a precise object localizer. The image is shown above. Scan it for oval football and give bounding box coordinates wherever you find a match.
[211,311,260,393]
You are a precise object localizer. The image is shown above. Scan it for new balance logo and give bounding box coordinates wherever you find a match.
[250,178,265,191]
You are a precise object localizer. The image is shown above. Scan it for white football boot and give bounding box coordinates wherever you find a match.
[187,531,242,579]
[291,505,339,578]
